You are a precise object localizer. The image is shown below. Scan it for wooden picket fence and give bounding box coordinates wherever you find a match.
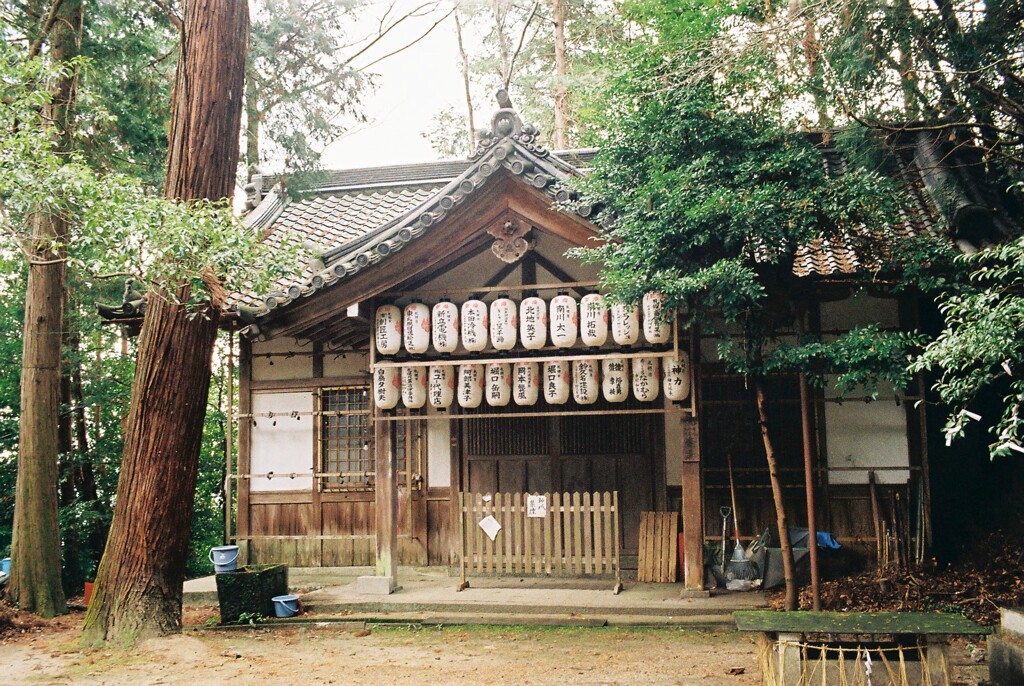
[457,491,622,593]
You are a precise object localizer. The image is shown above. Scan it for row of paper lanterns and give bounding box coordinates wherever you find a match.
[375,292,673,356]
[374,353,690,410]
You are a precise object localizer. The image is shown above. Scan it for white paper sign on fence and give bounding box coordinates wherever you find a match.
[526,494,547,518]
[478,515,502,541]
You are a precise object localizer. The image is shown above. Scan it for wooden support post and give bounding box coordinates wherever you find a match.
[368,416,398,593]
[680,416,705,592]
[236,336,252,565]
[799,372,821,611]
[225,328,234,546]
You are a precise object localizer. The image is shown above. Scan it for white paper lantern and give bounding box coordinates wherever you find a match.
[374,304,401,355]
[513,361,539,406]
[490,296,517,351]
[458,364,484,409]
[403,301,430,354]
[431,300,459,354]
[580,293,609,347]
[544,359,570,405]
[611,302,640,346]
[520,296,547,350]
[602,358,629,403]
[632,357,660,402]
[374,366,400,410]
[428,364,455,409]
[550,294,578,348]
[642,292,671,344]
[461,299,488,352]
[486,362,512,406]
[401,366,427,409]
[663,353,691,402]
[572,359,600,405]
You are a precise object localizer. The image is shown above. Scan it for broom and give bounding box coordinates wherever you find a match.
[725,452,759,581]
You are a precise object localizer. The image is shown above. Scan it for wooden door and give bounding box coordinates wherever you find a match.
[461,397,661,556]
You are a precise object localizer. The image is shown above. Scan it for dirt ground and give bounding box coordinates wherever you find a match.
[2,609,760,686]
[0,608,991,686]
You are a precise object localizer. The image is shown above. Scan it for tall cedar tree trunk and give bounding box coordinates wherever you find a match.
[82,0,248,643]
[754,379,798,610]
[7,0,84,618]
[550,0,569,149]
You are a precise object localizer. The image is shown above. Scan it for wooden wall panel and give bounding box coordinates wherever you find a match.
[249,502,319,566]
[427,498,454,566]
[321,500,375,566]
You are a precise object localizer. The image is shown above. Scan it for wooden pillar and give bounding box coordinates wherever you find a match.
[236,336,252,564]
[680,416,704,591]
[371,417,399,591]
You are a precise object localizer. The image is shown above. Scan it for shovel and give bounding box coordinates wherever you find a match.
[720,505,731,579]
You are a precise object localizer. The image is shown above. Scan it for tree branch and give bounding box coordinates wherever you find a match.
[27,0,65,58]
[150,0,183,31]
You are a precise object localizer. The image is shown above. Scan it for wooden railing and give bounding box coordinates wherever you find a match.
[457,491,622,593]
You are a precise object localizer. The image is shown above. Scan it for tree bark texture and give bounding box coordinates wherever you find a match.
[82,290,219,643]
[7,0,84,618]
[755,379,798,611]
[82,0,247,644]
[163,0,248,202]
[550,0,569,149]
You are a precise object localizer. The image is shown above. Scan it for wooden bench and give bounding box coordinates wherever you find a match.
[735,610,990,686]
[457,491,622,593]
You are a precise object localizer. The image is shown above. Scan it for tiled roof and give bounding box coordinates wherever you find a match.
[231,105,599,314]
[231,119,1019,319]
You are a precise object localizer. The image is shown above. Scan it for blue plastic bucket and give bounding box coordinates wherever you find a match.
[0,558,10,575]
[209,545,239,573]
[272,594,300,618]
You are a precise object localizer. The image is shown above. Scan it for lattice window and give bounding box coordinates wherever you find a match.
[320,386,372,491]
[319,386,423,492]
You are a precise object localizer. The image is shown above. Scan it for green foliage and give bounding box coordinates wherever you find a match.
[427,0,626,153]
[572,1,945,391]
[913,238,1024,456]
[246,0,368,174]
[0,25,291,590]
[78,0,177,185]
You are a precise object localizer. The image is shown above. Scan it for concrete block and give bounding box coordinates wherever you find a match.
[1001,607,1024,639]
[356,575,397,595]
[989,634,1024,686]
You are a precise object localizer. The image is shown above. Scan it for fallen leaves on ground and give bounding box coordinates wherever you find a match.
[767,528,1024,625]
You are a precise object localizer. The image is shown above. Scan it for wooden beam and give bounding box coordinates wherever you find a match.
[533,253,587,297]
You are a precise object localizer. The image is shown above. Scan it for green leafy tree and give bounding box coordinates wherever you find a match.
[572,1,947,608]
[913,232,1024,457]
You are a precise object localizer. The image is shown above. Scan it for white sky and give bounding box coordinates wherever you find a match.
[320,2,468,169]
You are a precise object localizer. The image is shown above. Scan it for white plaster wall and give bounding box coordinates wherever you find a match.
[252,338,313,381]
[323,351,369,378]
[250,391,314,491]
[824,379,909,484]
[820,292,899,331]
[426,407,452,488]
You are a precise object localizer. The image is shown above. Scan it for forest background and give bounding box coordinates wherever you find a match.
[0,0,1021,607]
